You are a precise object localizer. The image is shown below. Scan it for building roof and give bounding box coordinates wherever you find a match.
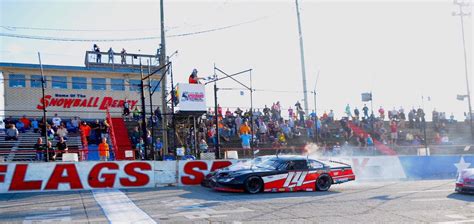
[0,62,142,74]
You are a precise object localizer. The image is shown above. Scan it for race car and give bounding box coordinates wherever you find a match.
[455,168,474,194]
[202,155,355,194]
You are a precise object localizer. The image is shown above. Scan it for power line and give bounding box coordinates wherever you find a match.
[0,16,268,42]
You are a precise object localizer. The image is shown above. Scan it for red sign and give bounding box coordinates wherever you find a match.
[36,95,138,110]
[181,160,232,185]
[4,162,151,191]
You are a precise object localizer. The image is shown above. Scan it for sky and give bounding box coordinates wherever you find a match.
[0,0,472,119]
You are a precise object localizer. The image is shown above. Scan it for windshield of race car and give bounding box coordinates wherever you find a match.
[255,158,282,170]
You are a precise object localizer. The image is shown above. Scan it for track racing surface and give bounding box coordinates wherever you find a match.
[1,180,473,223]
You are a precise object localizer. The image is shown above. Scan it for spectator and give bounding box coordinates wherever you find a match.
[155,137,163,157]
[123,99,131,120]
[354,107,360,120]
[241,133,251,157]
[328,110,335,122]
[52,113,61,128]
[34,137,45,161]
[133,106,141,121]
[362,104,369,119]
[71,116,80,133]
[345,104,352,118]
[121,48,127,64]
[94,44,101,63]
[136,138,145,160]
[305,117,314,138]
[98,137,110,161]
[366,134,374,152]
[239,121,251,135]
[15,120,25,133]
[390,121,398,145]
[91,120,101,144]
[46,141,56,161]
[56,137,68,159]
[100,120,110,142]
[6,124,20,141]
[199,139,208,153]
[31,118,39,133]
[56,125,68,140]
[79,121,91,143]
[108,47,114,64]
[20,115,31,130]
[131,126,140,145]
[378,106,385,120]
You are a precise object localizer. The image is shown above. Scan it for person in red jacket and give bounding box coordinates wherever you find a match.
[188,69,203,84]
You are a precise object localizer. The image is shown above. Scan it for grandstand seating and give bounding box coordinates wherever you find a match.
[0,130,83,162]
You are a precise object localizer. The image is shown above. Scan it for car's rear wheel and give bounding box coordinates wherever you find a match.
[244,176,263,194]
[316,174,332,191]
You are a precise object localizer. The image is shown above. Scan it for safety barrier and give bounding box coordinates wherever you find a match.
[0,155,473,193]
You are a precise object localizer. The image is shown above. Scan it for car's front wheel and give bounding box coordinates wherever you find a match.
[316,174,332,191]
[244,176,263,194]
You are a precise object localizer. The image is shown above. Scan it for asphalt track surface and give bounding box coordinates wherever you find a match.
[0,180,473,223]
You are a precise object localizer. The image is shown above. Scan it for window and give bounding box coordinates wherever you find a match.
[283,160,308,171]
[308,160,324,169]
[111,79,125,91]
[72,77,87,90]
[52,76,68,89]
[31,75,44,88]
[9,74,26,88]
[92,78,106,90]
[129,79,141,91]
[150,80,160,92]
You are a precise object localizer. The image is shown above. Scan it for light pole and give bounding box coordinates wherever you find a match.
[295,0,309,115]
[453,0,473,139]
[205,66,253,159]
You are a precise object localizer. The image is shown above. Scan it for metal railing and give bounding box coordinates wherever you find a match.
[84,51,160,69]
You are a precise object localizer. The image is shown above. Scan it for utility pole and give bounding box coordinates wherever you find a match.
[140,64,148,160]
[37,52,48,162]
[160,0,169,156]
[213,65,220,159]
[295,0,309,115]
[453,0,473,139]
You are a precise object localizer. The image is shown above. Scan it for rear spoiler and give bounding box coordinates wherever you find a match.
[329,160,351,167]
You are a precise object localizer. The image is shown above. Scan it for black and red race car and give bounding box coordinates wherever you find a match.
[202,155,355,193]
[455,168,474,194]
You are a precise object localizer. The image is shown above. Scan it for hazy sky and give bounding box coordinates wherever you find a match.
[0,0,472,119]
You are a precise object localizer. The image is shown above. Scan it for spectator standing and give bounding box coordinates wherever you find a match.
[100,120,110,142]
[71,117,80,133]
[239,121,251,135]
[133,106,141,121]
[31,118,39,133]
[107,47,114,64]
[354,107,360,120]
[20,115,31,130]
[98,137,110,161]
[390,121,398,145]
[79,121,91,143]
[155,137,163,158]
[94,44,101,63]
[120,48,127,64]
[5,124,19,141]
[34,137,45,161]
[240,133,251,157]
[362,104,369,119]
[345,104,352,118]
[123,99,131,120]
[378,107,385,120]
[91,120,101,144]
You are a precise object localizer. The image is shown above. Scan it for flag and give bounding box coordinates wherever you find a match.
[361,93,372,102]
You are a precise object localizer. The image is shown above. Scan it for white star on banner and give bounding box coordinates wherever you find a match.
[454,156,471,173]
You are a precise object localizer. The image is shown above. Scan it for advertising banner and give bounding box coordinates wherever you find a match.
[175,83,206,112]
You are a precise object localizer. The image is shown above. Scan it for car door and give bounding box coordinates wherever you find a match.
[281,160,315,191]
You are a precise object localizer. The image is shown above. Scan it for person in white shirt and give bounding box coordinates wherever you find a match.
[52,113,62,127]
